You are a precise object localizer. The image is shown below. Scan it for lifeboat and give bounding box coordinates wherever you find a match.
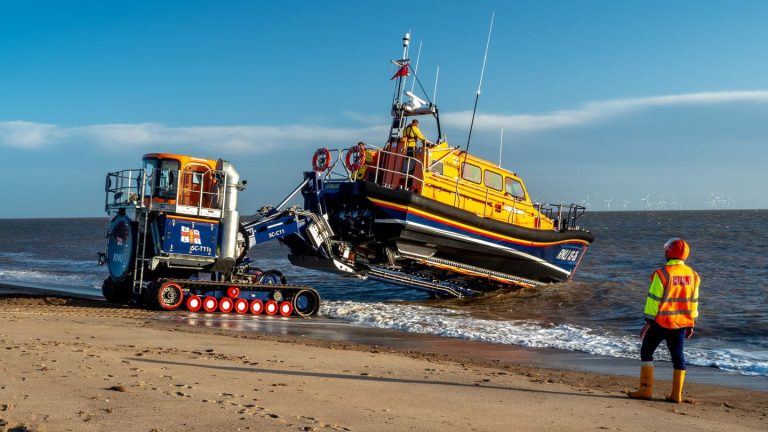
[276,33,594,298]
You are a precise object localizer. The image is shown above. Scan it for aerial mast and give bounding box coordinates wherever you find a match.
[455,13,495,207]
[465,12,495,154]
[390,32,411,142]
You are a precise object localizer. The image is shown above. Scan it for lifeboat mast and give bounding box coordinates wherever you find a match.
[388,33,442,148]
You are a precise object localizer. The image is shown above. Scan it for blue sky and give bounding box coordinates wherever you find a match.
[2,0,767,217]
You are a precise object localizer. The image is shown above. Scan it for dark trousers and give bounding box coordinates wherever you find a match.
[640,322,687,370]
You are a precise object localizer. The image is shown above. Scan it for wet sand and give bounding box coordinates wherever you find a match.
[0,292,766,431]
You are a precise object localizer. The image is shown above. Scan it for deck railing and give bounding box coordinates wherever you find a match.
[105,168,226,218]
[312,144,586,232]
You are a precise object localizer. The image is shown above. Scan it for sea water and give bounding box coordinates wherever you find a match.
[0,211,766,377]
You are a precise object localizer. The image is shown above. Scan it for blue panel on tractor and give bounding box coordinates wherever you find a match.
[252,214,301,244]
[163,216,219,257]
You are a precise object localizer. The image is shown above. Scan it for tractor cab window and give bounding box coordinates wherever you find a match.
[505,177,526,200]
[144,158,180,200]
[157,160,180,199]
[143,159,157,197]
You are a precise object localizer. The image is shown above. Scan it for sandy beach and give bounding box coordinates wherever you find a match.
[0,295,766,432]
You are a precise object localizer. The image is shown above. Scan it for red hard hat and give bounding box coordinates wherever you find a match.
[664,238,689,260]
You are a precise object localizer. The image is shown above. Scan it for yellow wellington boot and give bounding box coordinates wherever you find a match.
[666,369,686,403]
[627,363,654,399]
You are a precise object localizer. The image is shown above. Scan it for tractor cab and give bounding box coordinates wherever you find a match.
[105,153,226,219]
[140,153,223,218]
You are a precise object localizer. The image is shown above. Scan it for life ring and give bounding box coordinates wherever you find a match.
[344,143,366,173]
[312,148,332,172]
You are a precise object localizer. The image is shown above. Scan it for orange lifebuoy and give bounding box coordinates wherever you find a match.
[344,143,366,172]
[312,148,332,172]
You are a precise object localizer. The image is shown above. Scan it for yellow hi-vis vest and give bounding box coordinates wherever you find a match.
[403,124,426,149]
[643,260,700,329]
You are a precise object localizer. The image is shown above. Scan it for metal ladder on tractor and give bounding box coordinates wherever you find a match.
[131,196,151,301]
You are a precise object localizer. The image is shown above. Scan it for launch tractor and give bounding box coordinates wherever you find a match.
[98,153,321,317]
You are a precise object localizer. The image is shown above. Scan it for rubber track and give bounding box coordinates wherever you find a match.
[157,278,318,295]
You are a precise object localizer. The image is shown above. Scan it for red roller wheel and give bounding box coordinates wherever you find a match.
[278,301,293,317]
[249,299,264,315]
[219,297,234,313]
[185,295,202,312]
[154,281,184,310]
[234,298,249,314]
[226,286,240,299]
[202,296,218,313]
[264,300,278,316]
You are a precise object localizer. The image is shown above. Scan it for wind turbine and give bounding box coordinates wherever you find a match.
[580,195,591,209]
[710,192,721,209]
[604,198,613,210]
[641,194,653,210]
[622,199,630,210]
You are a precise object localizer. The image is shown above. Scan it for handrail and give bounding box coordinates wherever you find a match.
[105,167,226,215]
[306,145,586,232]
[372,147,425,189]
[427,146,461,170]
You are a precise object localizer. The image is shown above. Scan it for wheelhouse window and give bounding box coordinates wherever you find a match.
[461,163,482,184]
[505,177,526,200]
[484,170,503,191]
[431,161,444,175]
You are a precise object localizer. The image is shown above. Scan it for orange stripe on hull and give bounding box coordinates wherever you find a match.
[368,197,590,247]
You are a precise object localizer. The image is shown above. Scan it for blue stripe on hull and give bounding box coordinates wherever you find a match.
[373,203,587,279]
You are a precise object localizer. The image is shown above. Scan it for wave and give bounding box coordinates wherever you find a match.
[0,268,103,290]
[321,300,768,377]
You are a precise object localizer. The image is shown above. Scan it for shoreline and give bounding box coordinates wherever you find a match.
[2,283,765,392]
[0,292,766,431]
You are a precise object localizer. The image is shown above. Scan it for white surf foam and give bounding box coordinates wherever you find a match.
[321,300,768,377]
[0,268,103,289]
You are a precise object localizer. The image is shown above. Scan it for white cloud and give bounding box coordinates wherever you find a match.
[0,121,388,153]
[441,90,768,133]
[0,121,65,149]
[2,90,767,151]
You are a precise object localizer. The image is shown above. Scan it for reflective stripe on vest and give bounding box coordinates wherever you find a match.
[654,264,698,329]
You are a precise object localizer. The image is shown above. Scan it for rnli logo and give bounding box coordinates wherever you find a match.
[672,275,692,285]
[180,226,202,245]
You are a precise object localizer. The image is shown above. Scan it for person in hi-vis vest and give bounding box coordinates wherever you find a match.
[628,238,700,403]
[402,119,433,155]
[401,119,433,177]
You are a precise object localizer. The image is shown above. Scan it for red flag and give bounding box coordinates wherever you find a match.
[390,64,409,80]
